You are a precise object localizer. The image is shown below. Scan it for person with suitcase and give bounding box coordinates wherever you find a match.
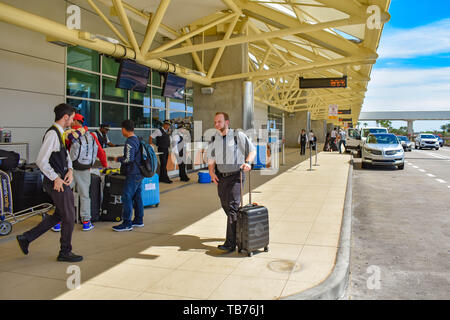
[16,103,83,262]
[207,112,256,253]
[109,120,144,232]
[59,113,108,231]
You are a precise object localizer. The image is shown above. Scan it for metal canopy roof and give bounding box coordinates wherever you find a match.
[0,0,392,123]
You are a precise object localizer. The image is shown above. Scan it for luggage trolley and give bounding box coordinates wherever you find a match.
[0,170,53,236]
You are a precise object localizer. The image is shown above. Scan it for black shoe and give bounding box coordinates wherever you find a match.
[218,244,236,253]
[16,235,29,255]
[57,251,83,262]
[180,177,190,182]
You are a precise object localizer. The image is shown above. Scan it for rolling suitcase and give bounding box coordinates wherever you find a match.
[10,165,53,213]
[236,169,269,257]
[100,174,125,222]
[74,173,102,223]
[141,173,160,207]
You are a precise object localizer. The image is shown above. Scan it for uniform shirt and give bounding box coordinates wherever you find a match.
[118,135,142,176]
[36,123,73,181]
[150,127,170,139]
[93,131,111,148]
[171,128,191,155]
[298,133,307,144]
[207,129,256,173]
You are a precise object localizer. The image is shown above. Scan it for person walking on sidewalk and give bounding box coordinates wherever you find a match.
[298,129,307,155]
[207,112,256,253]
[149,120,172,184]
[109,120,144,232]
[16,103,83,262]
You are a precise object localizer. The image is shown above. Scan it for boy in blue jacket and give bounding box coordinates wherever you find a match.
[110,120,144,232]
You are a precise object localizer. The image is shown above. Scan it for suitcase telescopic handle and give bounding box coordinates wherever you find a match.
[239,168,251,207]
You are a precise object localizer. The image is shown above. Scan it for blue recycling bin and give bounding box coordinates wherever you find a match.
[198,170,211,183]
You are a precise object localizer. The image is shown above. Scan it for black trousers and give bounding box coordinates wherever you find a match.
[217,172,244,247]
[23,181,75,254]
[158,147,170,181]
[178,149,189,180]
[300,142,306,155]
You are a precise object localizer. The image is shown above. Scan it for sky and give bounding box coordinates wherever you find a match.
[362,0,450,132]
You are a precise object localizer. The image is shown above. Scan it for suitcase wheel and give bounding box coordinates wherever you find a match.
[264,246,269,252]
[247,251,253,257]
[238,248,242,253]
[155,203,159,208]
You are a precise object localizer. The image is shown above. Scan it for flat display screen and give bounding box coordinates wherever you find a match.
[116,59,150,93]
[162,73,186,99]
[299,76,347,89]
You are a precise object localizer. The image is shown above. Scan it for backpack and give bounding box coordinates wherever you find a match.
[0,149,20,171]
[70,132,98,170]
[138,139,158,178]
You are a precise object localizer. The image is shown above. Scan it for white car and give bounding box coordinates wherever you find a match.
[362,133,405,170]
[415,134,439,150]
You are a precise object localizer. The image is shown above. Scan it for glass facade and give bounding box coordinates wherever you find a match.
[66,46,194,143]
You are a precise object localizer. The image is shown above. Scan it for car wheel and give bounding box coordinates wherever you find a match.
[361,162,368,169]
[415,145,418,149]
[398,164,404,170]
[435,147,439,150]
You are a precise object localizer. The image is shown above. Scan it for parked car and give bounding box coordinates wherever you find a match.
[397,136,412,151]
[361,133,405,170]
[415,134,439,150]
[347,127,389,158]
[434,135,444,147]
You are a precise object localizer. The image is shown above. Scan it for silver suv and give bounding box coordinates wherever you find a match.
[415,134,439,150]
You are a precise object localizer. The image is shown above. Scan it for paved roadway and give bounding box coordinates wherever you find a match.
[344,147,450,299]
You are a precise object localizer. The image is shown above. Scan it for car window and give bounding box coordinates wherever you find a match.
[348,129,360,138]
[362,128,388,137]
[368,134,399,144]
[421,134,436,139]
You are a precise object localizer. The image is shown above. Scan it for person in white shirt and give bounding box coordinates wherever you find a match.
[16,103,83,263]
[330,128,338,151]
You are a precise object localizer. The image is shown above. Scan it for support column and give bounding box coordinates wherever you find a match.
[407,120,414,138]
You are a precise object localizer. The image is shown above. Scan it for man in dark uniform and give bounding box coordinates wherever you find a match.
[207,112,256,253]
[149,120,172,184]
[16,103,83,262]
[94,124,115,148]
[298,129,307,155]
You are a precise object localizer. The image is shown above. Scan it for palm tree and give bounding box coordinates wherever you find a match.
[363,122,368,127]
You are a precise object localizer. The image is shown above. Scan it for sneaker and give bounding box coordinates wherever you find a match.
[51,222,61,232]
[132,221,144,228]
[57,251,83,262]
[82,221,94,231]
[112,223,133,232]
[16,235,29,255]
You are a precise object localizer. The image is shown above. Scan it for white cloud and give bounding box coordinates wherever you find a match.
[378,19,450,59]
[363,67,450,112]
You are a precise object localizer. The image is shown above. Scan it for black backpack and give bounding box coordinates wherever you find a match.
[0,149,20,171]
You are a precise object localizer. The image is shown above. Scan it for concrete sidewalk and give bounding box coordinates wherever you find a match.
[0,149,351,300]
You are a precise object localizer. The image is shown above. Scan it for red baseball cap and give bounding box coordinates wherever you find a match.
[74,113,84,123]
